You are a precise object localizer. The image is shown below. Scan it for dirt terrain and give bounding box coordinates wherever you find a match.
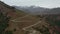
[0,1,60,34]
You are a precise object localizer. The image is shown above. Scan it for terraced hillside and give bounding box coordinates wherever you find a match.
[6,9,60,34]
[0,1,60,34]
[6,9,41,34]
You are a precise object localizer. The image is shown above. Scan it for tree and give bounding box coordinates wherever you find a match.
[0,10,12,34]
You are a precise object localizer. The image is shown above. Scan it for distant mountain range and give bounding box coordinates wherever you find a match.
[13,6,60,15]
[0,1,60,34]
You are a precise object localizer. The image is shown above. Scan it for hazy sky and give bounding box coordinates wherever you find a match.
[1,0,60,8]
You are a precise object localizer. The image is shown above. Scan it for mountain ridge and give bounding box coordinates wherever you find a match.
[0,1,60,34]
[13,6,60,15]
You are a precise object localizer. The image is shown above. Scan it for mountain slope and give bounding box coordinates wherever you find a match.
[14,6,60,15]
[13,6,50,15]
[0,1,60,34]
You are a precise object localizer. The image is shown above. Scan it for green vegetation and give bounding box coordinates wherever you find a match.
[15,9,25,14]
[34,15,60,34]
[46,15,60,34]
[0,11,13,34]
[46,15,60,26]
[34,26,50,34]
[0,1,14,9]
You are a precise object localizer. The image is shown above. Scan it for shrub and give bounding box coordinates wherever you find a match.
[0,11,12,34]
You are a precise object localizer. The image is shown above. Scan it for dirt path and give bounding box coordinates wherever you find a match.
[11,15,29,22]
[22,21,41,30]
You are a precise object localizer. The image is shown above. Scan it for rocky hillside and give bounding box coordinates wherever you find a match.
[13,6,49,15]
[14,6,60,15]
[0,1,60,34]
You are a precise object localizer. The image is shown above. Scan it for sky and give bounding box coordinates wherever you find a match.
[0,0,60,8]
